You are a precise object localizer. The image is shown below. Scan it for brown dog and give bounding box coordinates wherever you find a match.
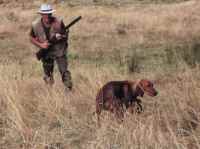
[96,79,158,123]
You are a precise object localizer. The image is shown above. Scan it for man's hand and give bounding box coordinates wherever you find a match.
[30,37,50,49]
[55,33,62,40]
[40,41,50,49]
[55,33,66,40]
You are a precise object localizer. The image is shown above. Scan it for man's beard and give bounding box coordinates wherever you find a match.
[48,14,54,23]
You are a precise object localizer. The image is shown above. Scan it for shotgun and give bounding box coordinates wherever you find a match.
[36,16,82,60]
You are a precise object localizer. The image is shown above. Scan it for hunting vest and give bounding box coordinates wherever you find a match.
[32,17,68,57]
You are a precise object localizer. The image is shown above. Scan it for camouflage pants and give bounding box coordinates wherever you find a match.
[42,55,73,89]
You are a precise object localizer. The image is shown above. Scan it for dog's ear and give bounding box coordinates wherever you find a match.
[139,79,158,97]
[127,80,137,90]
[137,80,146,97]
[127,80,144,97]
[138,79,145,88]
[138,90,144,97]
[139,79,153,87]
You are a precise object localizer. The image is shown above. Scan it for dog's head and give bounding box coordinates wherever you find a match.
[136,79,158,97]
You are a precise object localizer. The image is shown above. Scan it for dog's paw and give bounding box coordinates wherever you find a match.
[136,105,143,113]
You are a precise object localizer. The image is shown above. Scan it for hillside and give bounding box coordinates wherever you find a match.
[1,0,200,149]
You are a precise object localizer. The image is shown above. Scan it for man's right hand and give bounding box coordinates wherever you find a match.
[30,37,50,49]
[40,41,50,49]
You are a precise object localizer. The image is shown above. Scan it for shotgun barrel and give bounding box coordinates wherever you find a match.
[65,16,82,30]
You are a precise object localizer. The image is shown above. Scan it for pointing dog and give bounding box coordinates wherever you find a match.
[96,79,158,123]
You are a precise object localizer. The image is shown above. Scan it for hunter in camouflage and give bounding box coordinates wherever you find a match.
[30,4,72,90]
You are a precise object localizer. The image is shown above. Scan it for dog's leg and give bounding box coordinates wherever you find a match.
[127,101,135,114]
[113,99,124,123]
[136,98,143,113]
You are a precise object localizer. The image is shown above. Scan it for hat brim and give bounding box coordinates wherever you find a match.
[38,9,56,14]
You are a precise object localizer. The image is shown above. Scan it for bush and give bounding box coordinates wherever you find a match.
[126,48,140,73]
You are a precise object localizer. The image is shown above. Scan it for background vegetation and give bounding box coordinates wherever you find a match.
[1,0,200,149]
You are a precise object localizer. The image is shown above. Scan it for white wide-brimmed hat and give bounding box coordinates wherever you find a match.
[38,4,55,14]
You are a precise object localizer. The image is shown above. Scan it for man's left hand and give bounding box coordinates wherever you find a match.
[55,33,67,40]
[55,33,62,40]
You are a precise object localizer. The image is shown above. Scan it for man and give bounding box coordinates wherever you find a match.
[30,4,72,90]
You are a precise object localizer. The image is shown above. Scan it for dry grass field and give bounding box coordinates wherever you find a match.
[1,0,200,149]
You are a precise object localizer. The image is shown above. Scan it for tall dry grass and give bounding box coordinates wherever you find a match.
[1,60,200,149]
[1,0,200,149]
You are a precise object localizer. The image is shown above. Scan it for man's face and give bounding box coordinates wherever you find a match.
[41,13,52,24]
